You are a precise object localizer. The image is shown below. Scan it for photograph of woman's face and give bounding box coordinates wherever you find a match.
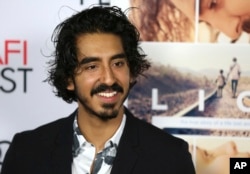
[199,0,250,41]
[171,0,250,42]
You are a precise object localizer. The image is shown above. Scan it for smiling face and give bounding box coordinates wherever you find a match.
[67,33,132,121]
[199,0,250,40]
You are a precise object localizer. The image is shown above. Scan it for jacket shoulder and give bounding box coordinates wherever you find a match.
[138,116,186,147]
[125,108,187,149]
[12,112,75,145]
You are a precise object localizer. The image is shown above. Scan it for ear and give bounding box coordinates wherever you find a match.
[67,78,75,91]
[129,78,137,89]
[129,76,135,83]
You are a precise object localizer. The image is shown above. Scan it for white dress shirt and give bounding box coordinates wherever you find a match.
[72,114,126,174]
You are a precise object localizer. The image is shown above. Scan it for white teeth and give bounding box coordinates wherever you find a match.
[98,91,117,97]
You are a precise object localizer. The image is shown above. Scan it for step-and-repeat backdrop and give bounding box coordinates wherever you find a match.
[1,0,250,173]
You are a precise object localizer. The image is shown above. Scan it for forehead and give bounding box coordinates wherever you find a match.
[76,33,124,58]
[76,33,122,46]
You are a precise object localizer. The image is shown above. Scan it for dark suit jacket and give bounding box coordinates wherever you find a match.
[1,108,195,174]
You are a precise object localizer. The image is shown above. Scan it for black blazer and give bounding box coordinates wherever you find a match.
[1,108,195,174]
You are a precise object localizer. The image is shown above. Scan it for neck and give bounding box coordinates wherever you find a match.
[77,107,124,151]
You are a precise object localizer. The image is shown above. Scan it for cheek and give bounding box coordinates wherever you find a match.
[116,68,131,82]
[74,75,97,91]
[125,73,133,87]
[225,1,250,16]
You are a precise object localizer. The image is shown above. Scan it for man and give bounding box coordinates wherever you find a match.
[1,6,195,174]
[228,57,241,98]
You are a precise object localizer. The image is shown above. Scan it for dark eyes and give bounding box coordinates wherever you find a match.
[86,65,97,70]
[82,60,126,71]
[114,61,125,67]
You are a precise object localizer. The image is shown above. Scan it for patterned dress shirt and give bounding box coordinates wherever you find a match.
[72,114,126,174]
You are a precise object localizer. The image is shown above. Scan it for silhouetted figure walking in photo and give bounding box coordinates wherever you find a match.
[227,57,241,98]
[215,69,226,98]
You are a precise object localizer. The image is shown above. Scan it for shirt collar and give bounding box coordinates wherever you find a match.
[72,113,126,155]
[106,113,126,148]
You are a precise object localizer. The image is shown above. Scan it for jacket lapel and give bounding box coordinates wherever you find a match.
[49,112,75,174]
[47,108,140,174]
[111,108,140,174]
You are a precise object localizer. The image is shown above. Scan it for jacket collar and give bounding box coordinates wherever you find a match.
[49,107,140,174]
[111,107,140,174]
[50,110,76,174]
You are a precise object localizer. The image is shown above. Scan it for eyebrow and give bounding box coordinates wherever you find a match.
[78,53,127,65]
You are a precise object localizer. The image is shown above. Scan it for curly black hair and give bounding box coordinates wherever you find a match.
[46,6,151,103]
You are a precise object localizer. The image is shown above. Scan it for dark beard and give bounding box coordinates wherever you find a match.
[79,99,120,121]
[75,83,128,121]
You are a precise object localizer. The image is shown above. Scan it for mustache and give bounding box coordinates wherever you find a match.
[91,83,124,96]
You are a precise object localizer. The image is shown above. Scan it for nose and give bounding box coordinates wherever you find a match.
[100,66,116,86]
[224,141,238,155]
[214,141,238,156]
